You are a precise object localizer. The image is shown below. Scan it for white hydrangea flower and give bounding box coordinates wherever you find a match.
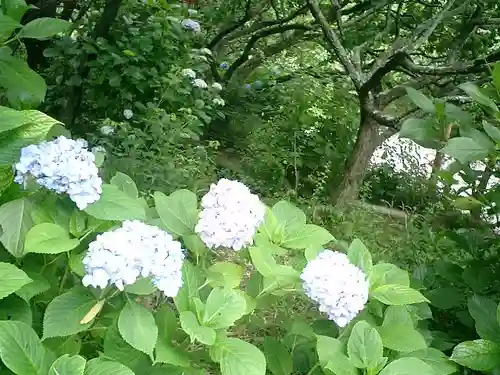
[123,109,133,119]
[182,68,196,79]
[181,19,201,32]
[100,125,114,136]
[188,8,198,15]
[211,82,223,91]
[14,136,102,209]
[301,250,369,327]
[213,98,225,106]
[82,220,185,296]
[195,178,265,251]
[193,78,208,89]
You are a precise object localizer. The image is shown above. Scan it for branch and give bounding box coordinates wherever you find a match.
[307,0,362,89]
[206,0,252,49]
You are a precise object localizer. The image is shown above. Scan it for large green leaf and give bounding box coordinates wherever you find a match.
[24,223,79,254]
[83,358,134,375]
[0,14,20,41]
[154,190,198,237]
[18,18,70,40]
[154,339,190,367]
[440,137,489,164]
[263,337,292,375]
[271,201,306,234]
[347,321,383,369]
[0,198,34,257]
[123,277,156,296]
[249,246,279,277]
[316,335,343,366]
[280,224,333,249]
[202,288,247,329]
[42,288,97,339]
[468,295,500,342]
[483,121,500,143]
[84,184,146,221]
[174,261,204,313]
[15,271,50,302]
[206,262,243,289]
[179,311,216,346]
[403,349,458,375]
[110,172,138,199]
[48,354,86,375]
[399,118,438,146]
[372,284,429,305]
[0,294,32,326]
[378,357,434,375]
[405,87,435,113]
[459,82,499,112]
[2,0,31,23]
[377,324,427,352]
[347,239,372,274]
[451,339,500,371]
[426,287,464,310]
[0,321,49,375]
[0,262,31,300]
[213,338,266,375]
[118,299,158,356]
[369,263,409,289]
[0,106,31,133]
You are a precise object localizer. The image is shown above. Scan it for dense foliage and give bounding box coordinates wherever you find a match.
[1,0,500,374]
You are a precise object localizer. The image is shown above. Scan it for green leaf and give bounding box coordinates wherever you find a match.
[154,340,190,367]
[206,262,243,289]
[249,246,279,277]
[118,299,158,356]
[48,354,86,375]
[460,82,499,112]
[83,358,134,375]
[174,262,204,313]
[492,63,500,93]
[179,311,216,346]
[202,288,247,329]
[377,324,427,352]
[378,357,434,375]
[316,335,343,365]
[441,137,489,164]
[18,18,70,40]
[2,0,31,23]
[155,305,180,342]
[451,339,500,371]
[453,196,482,210]
[0,262,31,299]
[324,352,358,375]
[403,349,458,375]
[0,198,34,257]
[426,287,464,310]
[84,184,146,221]
[213,338,266,375]
[468,295,500,342]
[69,251,85,277]
[347,321,383,369]
[154,190,198,237]
[69,209,86,237]
[0,15,20,42]
[183,234,207,257]
[263,337,292,375]
[0,54,47,108]
[405,87,435,113]
[42,288,97,339]
[110,172,138,199]
[280,224,333,249]
[24,223,79,254]
[271,201,306,233]
[0,106,31,133]
[0,321,48,375]
[0,295,32,325]
[369,263,409,289]
[483,121,500,142]
[460,126,495,150]
[372,284,429,305]
[44,336,81,357]
[383,306,413,327]
[347,239,372,274]
[399,118,438,147]
[123,277,156,295]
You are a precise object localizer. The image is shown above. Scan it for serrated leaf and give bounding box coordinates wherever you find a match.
[154,190,198,237]
[379,357,434,375]
[202,288,247,329]
[154,340,190,367]
[403,348,458,375]
[213,338,266,375]
[83,358,134,375]
[249,246,279,277]
[179,311,215,346]
[405,87,435,113]
[347,320,383,369]
[0,14,21,42]
[84,184,146,221]
[206,262,243,289]
[43,288,97,339]
[468,295,500,342]
[271,201,306,233]
[426,287,464,310]
[324,352,358,375]
[0,198,34,257]
[174,262,204,313]
[369,263,409,289]
[372,284,429,305]
[0,294,32,326]
[451,339,500,371]
[24,223,79,254]
[118,299,158,356]
[459,82,498,112]
[48,354,86,375]
[123,277,156,295]
[0,262,31,299]
[377,324,427,352]
[15,271,49,301]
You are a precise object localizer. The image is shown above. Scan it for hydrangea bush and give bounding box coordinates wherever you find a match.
[0,108,464,375]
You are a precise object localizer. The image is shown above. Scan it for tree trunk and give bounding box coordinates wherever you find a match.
[330,117,393,205]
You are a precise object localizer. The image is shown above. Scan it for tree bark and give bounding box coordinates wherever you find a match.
[330,116,393,205]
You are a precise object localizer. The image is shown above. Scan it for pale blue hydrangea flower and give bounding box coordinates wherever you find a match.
[181,19,201,32]
[211,82,222,91]
[82,220,185,296]
[195,178,265,251]
[193,78,208,89]
[123,109,133,119]
[220,62,229,70]
[213,98,225,106]
[301,250,369,327]
[100,125,114,136]
[181,68,196,79]
[14,136,102,209]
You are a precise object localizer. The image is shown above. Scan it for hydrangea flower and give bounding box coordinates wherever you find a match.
[301,250,369,327]
[220,62,229,70]
[182,68,196,79]
[82,220,185,296]
[123,109,133,119]
[193,78,208,89]
[211,82,223,91]
[195,178,265,251]
[213,98,225,106]
[14,136,102,209]
[181,19,201,32]
[100,125,114,136]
